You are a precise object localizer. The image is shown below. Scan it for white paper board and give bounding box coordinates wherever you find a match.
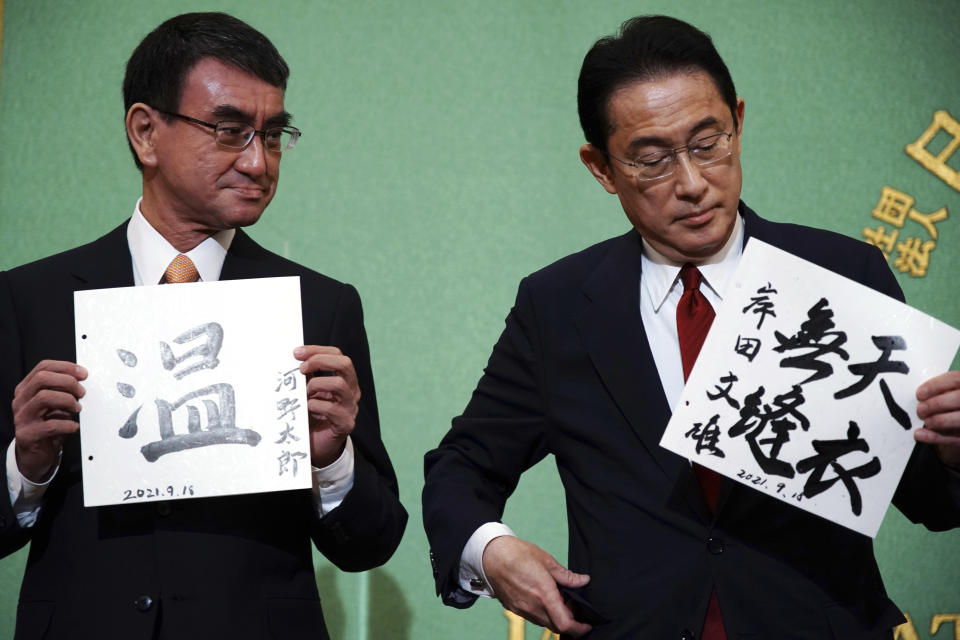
[75,276,311,507]
[660,240,960,537]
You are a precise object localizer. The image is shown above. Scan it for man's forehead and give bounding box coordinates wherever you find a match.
[605,71,732,146]
[180,57,286,116]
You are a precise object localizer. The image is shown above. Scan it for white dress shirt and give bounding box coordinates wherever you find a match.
[7,201,355,524]
[457,216,745,597]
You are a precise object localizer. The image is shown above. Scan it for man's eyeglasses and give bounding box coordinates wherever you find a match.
[155,109,301,153]
[608,131,734,181]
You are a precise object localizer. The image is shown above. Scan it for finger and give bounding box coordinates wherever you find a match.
[15,368,87,405]
[306,373,357,401]
[549,564,591,589]
[917,371,960,402]
[914,427,960,446]
[917,387,960,422]
[16,419,80,449]
[306,398,356,433]
[299,353,357,381]
[16,388,84,421]
[17,360,87,387]
[293,345,342,361]
[541,589,592,636]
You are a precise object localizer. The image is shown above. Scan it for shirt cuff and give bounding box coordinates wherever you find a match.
[311,436,355,516]
[6,440,58,527]
[458,522,516,597]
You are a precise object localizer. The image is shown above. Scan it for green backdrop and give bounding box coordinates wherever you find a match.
[1,1,958,638]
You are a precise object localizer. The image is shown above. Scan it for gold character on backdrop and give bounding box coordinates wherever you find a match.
[905,110,960,192]
[503,610,559,640]
[930,614,960,640]
[863,186,948,277]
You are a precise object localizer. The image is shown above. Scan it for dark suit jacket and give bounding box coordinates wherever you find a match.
[423,203,960,639]
[0,221,408,640]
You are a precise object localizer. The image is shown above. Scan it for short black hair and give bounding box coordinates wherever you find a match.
[122,12,289,170]
[577,15,738,154]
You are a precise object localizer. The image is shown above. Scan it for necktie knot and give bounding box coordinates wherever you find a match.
[680,263,701,292]
[163,254,199,284]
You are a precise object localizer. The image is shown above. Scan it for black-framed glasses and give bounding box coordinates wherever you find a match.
[608,131,734,181]
[156,109,301,152]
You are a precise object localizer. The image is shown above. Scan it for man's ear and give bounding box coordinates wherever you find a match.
[579,144,618,195]
[125,103,160,169]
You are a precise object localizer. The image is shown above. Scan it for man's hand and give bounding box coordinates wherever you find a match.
[483,536,592,637]
[13,360,87,483]
[294,346,361,468]
[916,371,960,469]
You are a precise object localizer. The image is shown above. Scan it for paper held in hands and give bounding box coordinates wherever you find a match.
[74,276,311,507]
[659,240,960,537]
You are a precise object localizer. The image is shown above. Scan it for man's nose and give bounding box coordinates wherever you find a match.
[235,133,269,177]
[673,151,708,200]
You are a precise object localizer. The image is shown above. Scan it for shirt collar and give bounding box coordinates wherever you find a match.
[127,198,235,285]
[641,213,744,312]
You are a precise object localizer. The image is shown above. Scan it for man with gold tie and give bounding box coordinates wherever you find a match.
[0,12,406,639]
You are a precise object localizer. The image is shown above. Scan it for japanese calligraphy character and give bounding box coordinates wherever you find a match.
[727,385,809,478]
[275,422,300,444]
[276,397,302,422]
[138,383,262,462]
[734,335,761,362]
[872,186,914,227]
[684,414,725,458]
[278,450,308,476]
[904,110,960,192]
[870,187,947,241]
[773,298,849,384]
[795,421,881,516]
[892,237,935,277]
[862,226,899,258]
[908,206,948,240]
[742,283,777,329]
[834,336,911,429]
[706,372,740,409]
[159,322,223,379]
[275,367,300,392]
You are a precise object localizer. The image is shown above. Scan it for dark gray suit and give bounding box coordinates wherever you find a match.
[423,202,960,639]
[0,221,407,639]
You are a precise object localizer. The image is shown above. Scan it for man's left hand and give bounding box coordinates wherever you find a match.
[915,370,960,469]
[294,345,361,468]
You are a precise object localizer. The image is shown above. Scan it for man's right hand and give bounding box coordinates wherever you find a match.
[482,536,593,637]
[12,360,87,483]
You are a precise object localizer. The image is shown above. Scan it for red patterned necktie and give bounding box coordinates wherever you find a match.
[675,263,727,640]
[162,254,199,284]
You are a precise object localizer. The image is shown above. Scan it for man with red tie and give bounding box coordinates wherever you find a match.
[0,12,406,639]
[423,15,960,639]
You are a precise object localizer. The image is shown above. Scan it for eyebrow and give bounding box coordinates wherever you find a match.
[211,104,292,128]
[625,115,723,152]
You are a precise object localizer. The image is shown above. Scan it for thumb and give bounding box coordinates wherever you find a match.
[548,562,590,588]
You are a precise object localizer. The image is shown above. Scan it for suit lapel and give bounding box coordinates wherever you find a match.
[218,229,274,281]
[68,222,136,290]
[575,231,710,520]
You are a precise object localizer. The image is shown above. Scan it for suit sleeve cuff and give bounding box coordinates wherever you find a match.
[458,522,516,597]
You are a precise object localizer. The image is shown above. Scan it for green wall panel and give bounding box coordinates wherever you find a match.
[1,1,957,638]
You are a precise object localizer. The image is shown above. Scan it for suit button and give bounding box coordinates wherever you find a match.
[680,629,696,640]
[133,595,153,612]
[707,537,724,555]
[156,502,172,517]
[0,515,7,528]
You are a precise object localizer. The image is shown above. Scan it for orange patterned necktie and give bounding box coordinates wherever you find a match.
[162,254,199,284]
